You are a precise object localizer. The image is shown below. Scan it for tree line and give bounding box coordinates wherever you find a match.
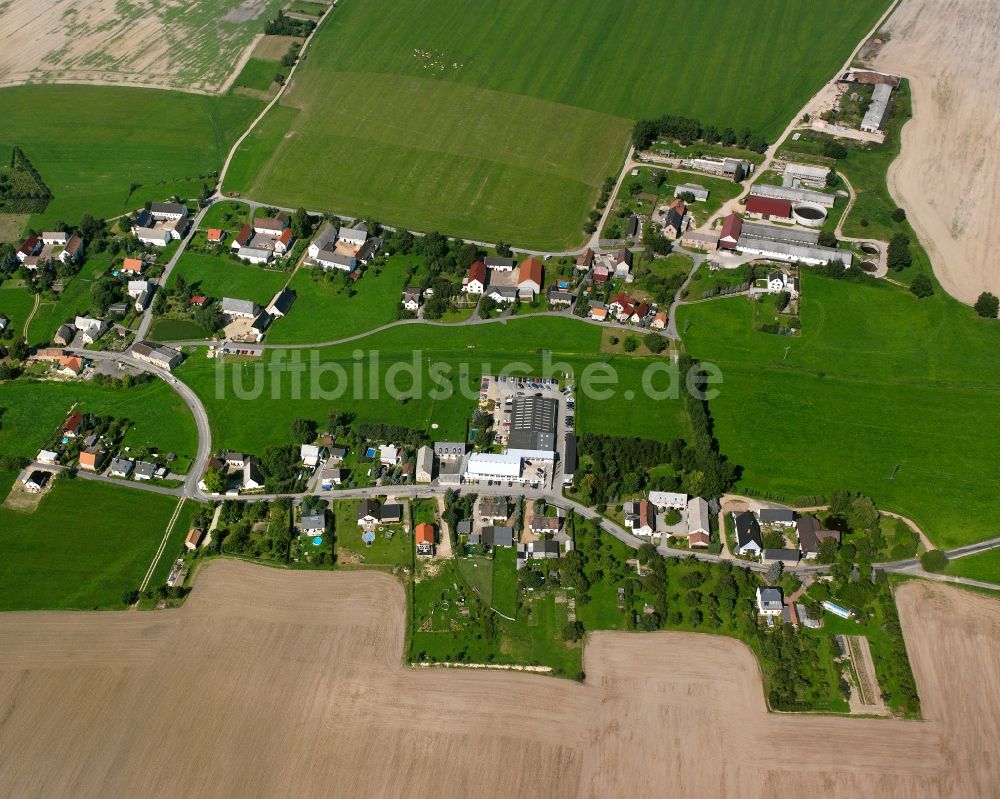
[631,114,768,154]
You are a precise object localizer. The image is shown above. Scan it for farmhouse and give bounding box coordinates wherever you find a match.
[681,229,719,252]
[686,156,752,181]
[237,246,272,265]
[685,497,711,548]
[150,202,187,222]
[415,523,435,556]
[133,227,170,247]
[233,224,253,249]
[221,298,259,319]
[253,212,289,235]
[478,497,509,522]
[759,507,796,527]
[649,491,687,510]
[16,235,41,262]
[662,199,689,239]
[338,225,368,247]
[624,499,657,537]
[718,213,743,251]
[74,316,107,344]
[415,445,433,483]
[575,248,594,270]
[487,286,518,304]
[745,196,793,223]
[132,341,183,371]
[649,311,667,330]
[249,312,271,342]
[796,515,842,558]
[316,251,356,272]
[484,256,514,271]
[675,182,709,201]
[517,258,543,299]
[463,260,487,294]
[56,355,84,376]
[266,288,296,318]
[733,510,763,556]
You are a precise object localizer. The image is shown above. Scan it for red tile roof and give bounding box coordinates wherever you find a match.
[19,235,39,255]
[206,228,224,242]
[277,227,293,245]
[191,296,207,306]
[576,248,594,267]
[719,212,743,247]
[415,523,434,545]
[58,356,83,373]
[234,223,252,246]
[63,411,83,433]
[467,260,487,284]
[610,292,633,307]
[518,258,543,286]
[122,257,144,272]
[746,196,792,218]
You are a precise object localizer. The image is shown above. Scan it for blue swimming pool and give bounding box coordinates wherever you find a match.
[312,536,323,546]
[365,446,376,458]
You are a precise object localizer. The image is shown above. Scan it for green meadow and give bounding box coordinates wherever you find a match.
[0,379,198,465]
[678,273,1000,548]
[166,252,290,307]
[945,550,1000,584]
[228,0,890,248]
[178,316,687,454]
[0,85,263,228]
[0,475,181,610]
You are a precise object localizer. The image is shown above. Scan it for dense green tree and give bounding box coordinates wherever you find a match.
[974,292,999,318]
[920,549,948,572]
[909,273,933,298]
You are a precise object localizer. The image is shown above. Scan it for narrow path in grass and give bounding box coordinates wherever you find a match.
[22,292,39,339]
[136,497,187,600]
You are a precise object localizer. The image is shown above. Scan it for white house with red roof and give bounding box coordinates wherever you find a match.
[463,260,487,294]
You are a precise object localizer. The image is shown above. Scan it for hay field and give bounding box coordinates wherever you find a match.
[229,0,892,248]
[0,0,287,93]
[0,560,996,797]
[876,0,1000,304]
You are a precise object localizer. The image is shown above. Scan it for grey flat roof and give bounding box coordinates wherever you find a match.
[508,395,557,451]
[862,83,893,132]
[741,221,819,246]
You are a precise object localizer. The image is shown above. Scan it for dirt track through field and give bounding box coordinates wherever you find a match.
[0,561,996,797]
[876,0,1000,304]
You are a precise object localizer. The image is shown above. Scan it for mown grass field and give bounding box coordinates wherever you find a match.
[0,379,198,465]
[233,58,283,92]
[945,550,1000,583]
[166,252,290,307]
[267,257,415,343]
[178,316,687,453]
[0,475,181,610]
[227,0,890,247]
[678,273,1000,547]
[0,284,36,339]
[0,85,263,228]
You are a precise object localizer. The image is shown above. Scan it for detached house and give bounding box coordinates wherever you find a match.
[517,258,543,299]
[357,499,382,526]
[662,199,689,239]
[415,523,435,556]
[464,260,487,294]
[624,499,657,537]
[402,287,422,311]
[733,511,763,556]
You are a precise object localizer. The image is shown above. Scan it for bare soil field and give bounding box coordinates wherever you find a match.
[876,0,1000,303]
[252,34,302,60]
[0,0,285,94]
[0,561,996,798]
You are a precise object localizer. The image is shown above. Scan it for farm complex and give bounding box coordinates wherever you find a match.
[1,0,999,793]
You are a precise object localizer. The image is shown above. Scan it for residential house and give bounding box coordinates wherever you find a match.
[624,499,657,537]
[517,258,543,299]
[589,306,608,322]
[134,227,171,247]
[223,451,245,469]
[0,315,8,334]
[402,287,422,312]
[756,587,784,617]
[134,461,155,481]
[242,458,265,491]
[62,412,84,437]
[253,212,289,235]
[42,231,67,246]
[488,285,518,304]
[36,449,59,465]
[320,466,342,489]
[662,199,689,239]
[307,224,337,259]
[78,448,104,471]
[380,503,403,523]
[415,523,435,556]
[357,499,382,526]
[57,356,83,377]
[796,515,842,559]
[379,444,401,466]
[109,457,134,478]
[74,316,107,344]
[249,311,271,342]
[415,445,433,483]
[575,248,594,270]
[530,515,561,535]
[649,311,667,330]
[131,341,183,371]
[592,264,610,283]
[733,510,763,556]
[185,527,206,550]
[463,260,487,294]
[759,508,796,528]
[479,497,509,522]
[108,302,129,316]
[327,444,348,463]
[221,298,259,319]
[16,235,41,262]
[300,511,326,535]
[121,257,144,274]
[612,249,634,279]
[62,235,84,263]
[471,525,514,548]
[608,292,633,317]
[547,288,574,307]
[206,229,225,244]
[274,227,295,255]
[681,229,720,252]
[301,443,326,468]
[630,301,652,325]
